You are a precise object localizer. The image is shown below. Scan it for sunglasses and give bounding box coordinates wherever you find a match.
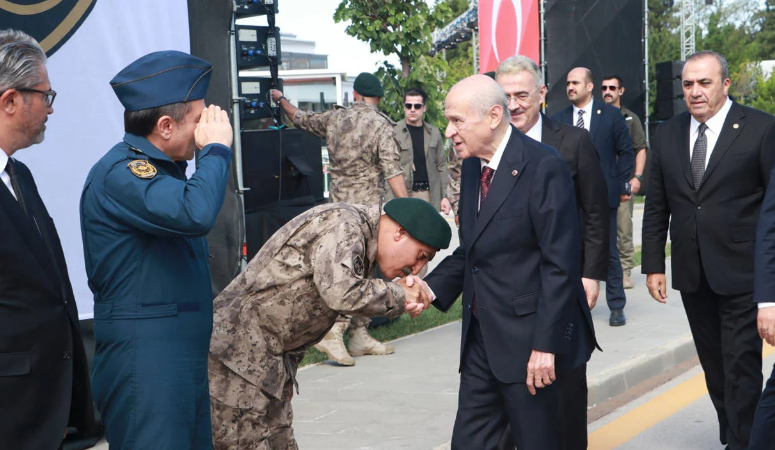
[600,85,621,92]
[404,103,424,110]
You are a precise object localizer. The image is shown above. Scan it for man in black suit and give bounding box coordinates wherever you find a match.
[643,50,775,450]
[495,55,607,450]
[0,30,98,449]
[423,74,595,450]
[552,68,634,327]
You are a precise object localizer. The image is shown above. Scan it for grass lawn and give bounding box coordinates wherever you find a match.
[300,298,463,367]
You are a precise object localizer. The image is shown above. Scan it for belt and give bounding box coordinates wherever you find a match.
[412,180,430,192]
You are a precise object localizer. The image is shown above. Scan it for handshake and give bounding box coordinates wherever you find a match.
[396,275,433,319]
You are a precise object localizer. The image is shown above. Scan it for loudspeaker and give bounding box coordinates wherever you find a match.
[655,60,684,81]
[655,98,687,121]
[544,0,645,118]
[656,78,683,100]
[241,128,325,213]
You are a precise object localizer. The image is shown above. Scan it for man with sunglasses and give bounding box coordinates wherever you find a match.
[601,75,648,290]
[0,30,98,449]
[393,88,447,232]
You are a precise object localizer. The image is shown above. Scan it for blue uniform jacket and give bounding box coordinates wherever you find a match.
[80,133,231,449]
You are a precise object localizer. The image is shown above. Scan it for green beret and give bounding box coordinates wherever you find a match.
[353,72,384,98]
[384,198,451,250]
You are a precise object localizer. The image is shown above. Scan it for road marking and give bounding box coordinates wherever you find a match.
[589,343,775,450]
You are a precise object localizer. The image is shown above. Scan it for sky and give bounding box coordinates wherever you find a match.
[239,0,402,76]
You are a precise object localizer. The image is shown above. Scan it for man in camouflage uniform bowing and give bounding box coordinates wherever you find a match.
[209,198,450,449]
[271,73,408,365]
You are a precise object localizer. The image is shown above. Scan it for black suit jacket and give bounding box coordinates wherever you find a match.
[541,114,610,281]
[426,126,596,383]
[643,102,775,295]
[552,100,634,208]
[0,159,98,449]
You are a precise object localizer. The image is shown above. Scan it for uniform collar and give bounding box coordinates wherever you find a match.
[124,133,175,163]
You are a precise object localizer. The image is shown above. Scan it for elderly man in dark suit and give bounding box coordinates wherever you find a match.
[552,67,634,327]
[0,29,98,449]
[423,74,596,450]
[495,55,607,450]
[643,50,775,450]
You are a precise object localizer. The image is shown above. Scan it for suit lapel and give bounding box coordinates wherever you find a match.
[541,114,562,150]
[701,102,745,188]
[0,174,60,294]
[589,101,601,140]
[675,113,694,188]
[461,157,479,248]
[468,130,527,249]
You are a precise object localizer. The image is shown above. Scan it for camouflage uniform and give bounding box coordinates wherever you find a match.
[209,203,406,449]
[293,102,403,329]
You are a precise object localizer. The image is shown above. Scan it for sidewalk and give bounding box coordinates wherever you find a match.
[291,206,695,450]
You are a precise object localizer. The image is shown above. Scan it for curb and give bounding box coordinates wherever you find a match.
[587,333,697,407]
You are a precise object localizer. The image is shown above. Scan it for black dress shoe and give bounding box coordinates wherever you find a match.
[609,309,626,326]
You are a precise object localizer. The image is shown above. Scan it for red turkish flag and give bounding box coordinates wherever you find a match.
[479,0,540,73]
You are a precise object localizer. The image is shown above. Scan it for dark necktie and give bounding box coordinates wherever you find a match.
[576,109,585,129]
[5,159,30,217]
[691,123,708,190]
[479,166,495,208]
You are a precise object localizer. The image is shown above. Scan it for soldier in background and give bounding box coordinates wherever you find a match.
[271,73,408,366]
[209,198,450,450]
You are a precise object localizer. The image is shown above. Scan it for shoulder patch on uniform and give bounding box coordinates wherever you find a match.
[352,255,365,277]
[127,160,157,179]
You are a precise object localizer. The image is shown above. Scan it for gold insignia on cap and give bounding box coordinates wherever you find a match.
[733,124,740,129]
[128,160,157,179]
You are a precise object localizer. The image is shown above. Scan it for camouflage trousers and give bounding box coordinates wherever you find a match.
[210,361,298,450]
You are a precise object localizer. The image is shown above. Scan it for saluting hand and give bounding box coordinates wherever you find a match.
[195,105,233,149]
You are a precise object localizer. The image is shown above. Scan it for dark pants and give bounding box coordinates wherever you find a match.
[681,267,762,450]
[497,363,588,450]
[606,208,626,310]
[452,318,564,450]
[750,361,775,450]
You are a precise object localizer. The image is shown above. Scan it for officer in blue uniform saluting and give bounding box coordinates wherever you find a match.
[80,50,234,449]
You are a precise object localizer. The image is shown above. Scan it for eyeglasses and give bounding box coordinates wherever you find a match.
[404,103,424,110]
[15,88,57,107]
[600,85,621,92]
[506,88,538,104]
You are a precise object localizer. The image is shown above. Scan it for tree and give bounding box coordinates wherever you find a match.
[334,0,453,128]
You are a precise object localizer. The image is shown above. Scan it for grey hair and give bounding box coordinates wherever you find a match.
[0,29,47,92]
[496,55,543,89]
[470,79,510,125]
[686,50,729,80]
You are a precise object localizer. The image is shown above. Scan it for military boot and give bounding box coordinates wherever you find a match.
[348,325,395,356]
[314,322,354,366]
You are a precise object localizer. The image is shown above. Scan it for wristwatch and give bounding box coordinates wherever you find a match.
[633,174,643,181]
[277,96,288,104]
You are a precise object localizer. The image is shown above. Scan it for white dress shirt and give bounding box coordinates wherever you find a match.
[572,98,593,133]
[0,149,18,201]
[524,114,543,143]
[689,97,733,169]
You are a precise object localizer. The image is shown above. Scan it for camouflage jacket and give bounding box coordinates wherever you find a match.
[209,203,406,401]
[293,103,402,205]
[446,140,461,214]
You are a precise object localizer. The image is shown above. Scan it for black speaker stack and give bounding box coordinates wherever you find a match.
[233,0,326,259]
[655,60,687,121]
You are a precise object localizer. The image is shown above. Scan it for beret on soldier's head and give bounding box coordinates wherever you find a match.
[384,198,451,250]
[353,72,384,98]
[110,50,213,111]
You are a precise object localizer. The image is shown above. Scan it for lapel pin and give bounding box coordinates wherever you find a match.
[733,123,739,129]
[512,170,518,176]
[597,109,602,115]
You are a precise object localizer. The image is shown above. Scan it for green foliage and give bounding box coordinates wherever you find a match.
[749,72,775,115]
[334,0,454,130]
